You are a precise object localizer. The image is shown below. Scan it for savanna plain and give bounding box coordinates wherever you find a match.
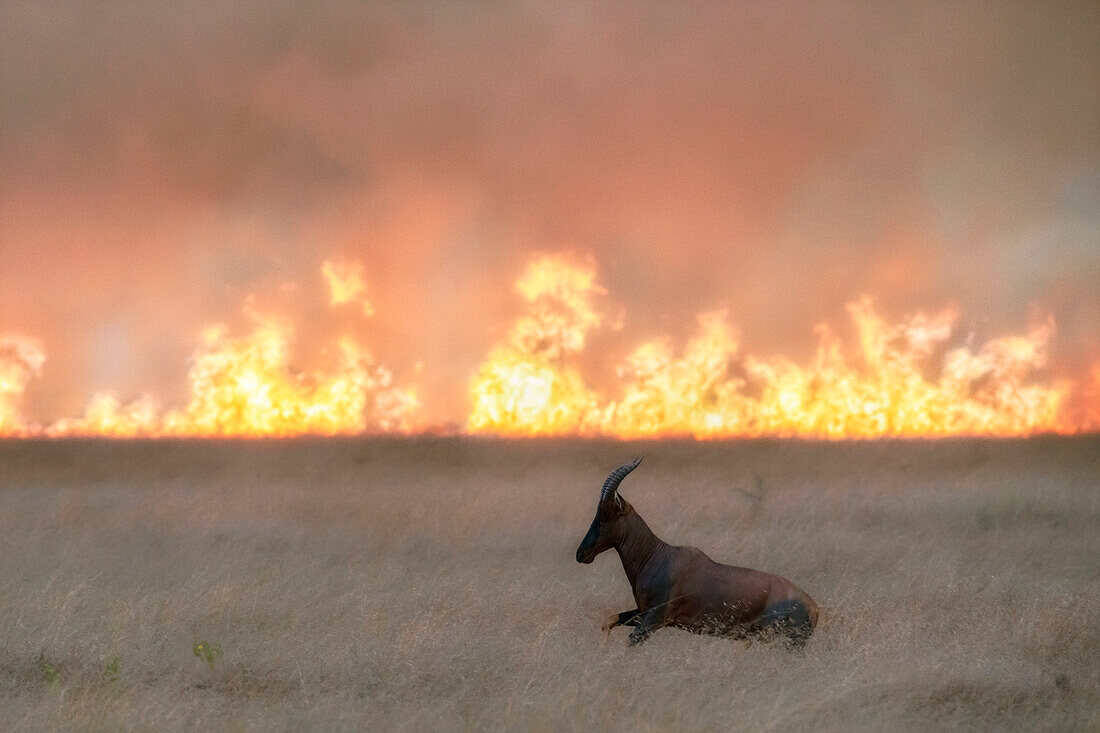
[0,436,1097,731]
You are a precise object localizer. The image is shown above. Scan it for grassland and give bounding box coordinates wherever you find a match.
[0,436,1097,731]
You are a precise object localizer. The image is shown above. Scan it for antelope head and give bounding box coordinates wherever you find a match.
[575,457,642,564]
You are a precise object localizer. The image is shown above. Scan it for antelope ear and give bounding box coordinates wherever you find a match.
[600,494,626,514]
[597,496,622,516]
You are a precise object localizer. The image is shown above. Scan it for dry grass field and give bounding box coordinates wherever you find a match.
[0,436,1097,731]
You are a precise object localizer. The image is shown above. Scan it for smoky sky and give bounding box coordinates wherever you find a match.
[1,1,1097,423]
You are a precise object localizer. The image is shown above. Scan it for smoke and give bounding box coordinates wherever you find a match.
[1,1,1097,425]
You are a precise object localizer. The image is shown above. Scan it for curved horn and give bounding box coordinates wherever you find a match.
[600,457,643,501]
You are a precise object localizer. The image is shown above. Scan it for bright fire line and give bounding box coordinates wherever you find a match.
[1,255,1097,439]
[466,255,1094,439]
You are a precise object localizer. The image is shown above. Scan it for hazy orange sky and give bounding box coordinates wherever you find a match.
[1,1,1097,424]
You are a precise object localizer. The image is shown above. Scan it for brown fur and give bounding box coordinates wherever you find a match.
[577,468,819,647]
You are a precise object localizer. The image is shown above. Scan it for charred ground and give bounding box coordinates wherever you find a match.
[0,436,1097,730]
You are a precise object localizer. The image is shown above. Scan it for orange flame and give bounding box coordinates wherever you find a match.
[45,318,417,438]
[467,254,603,435]
[0,335,46,436]
[2,254,1096,439]
[10,263,418,438]
[159,320,416,437]
[322,258,374,317]
[467,256,1081,438]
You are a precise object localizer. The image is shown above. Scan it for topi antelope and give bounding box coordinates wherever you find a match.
[576,457,819,647]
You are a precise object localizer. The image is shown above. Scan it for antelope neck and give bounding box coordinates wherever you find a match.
[614,510,665,590]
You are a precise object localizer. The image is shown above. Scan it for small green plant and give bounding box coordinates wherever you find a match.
[103,655,121,683]
[192,641,222,669]
[38,657,60,688]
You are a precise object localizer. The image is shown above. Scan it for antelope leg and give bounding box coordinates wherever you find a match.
[627,608,665,646]
[603,609,642,633]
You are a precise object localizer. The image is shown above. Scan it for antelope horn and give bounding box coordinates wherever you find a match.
[601,457,643,501]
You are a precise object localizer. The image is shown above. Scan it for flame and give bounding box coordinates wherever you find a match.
[158,318,415,436]
[45,395,161,438]
[468,257,1081,438]
[322,258,375,317]
[467,254,604,435]
[1,253,1095,439]
[8,263,418,438]
[1081,366,1100,430]
[0,335,46,436]
[45,319,417,438]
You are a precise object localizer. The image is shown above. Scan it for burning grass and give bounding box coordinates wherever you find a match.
[468,256,1079,438]
[0,436,1097,730]
[3,255,1097,440]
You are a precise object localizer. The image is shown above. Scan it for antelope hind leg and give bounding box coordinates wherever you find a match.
[751,599,814,650]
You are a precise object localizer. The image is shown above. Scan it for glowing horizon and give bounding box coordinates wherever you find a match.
[2,254,1096,439]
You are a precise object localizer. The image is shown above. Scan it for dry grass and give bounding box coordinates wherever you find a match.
[0,436,1097,731]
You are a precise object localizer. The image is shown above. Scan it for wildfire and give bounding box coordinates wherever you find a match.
[1,253,1096,439]
[156,321,417,437]
[0,335,45,436]
[7,262,418,438]
[467,256,1081,438]
[467,254,604,435]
